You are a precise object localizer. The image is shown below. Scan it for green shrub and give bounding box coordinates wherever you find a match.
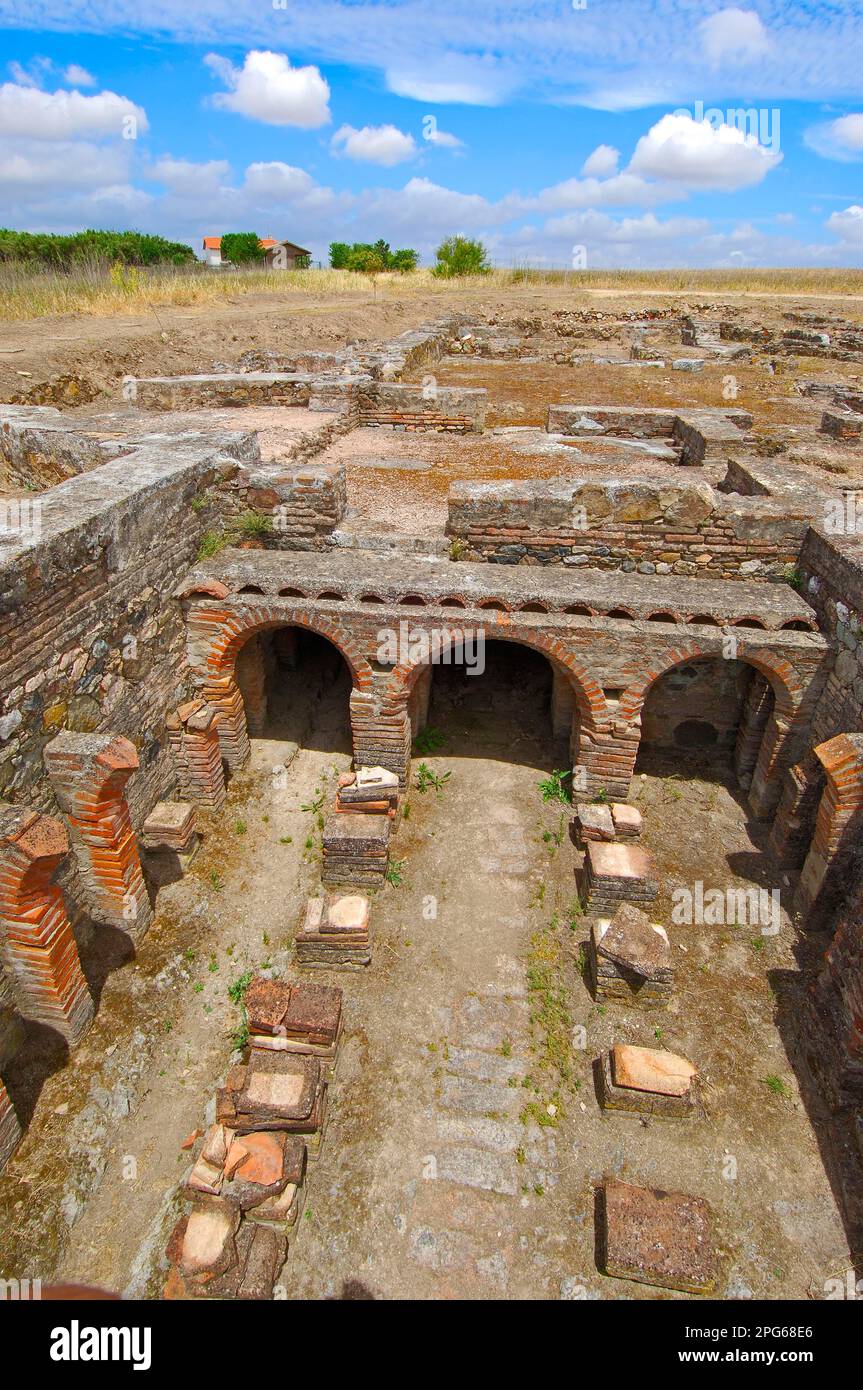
[0,228,195,267]
[432,236,491,278]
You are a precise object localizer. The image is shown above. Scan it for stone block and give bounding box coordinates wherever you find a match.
[578,842,659,913]
[600,1180,717,1293]
[574,802,615,844]
[610,802,643,839]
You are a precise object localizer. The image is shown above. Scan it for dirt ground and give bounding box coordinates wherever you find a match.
[1,281,860,411]
[1,281,861,1300]
[0,650,852,1300]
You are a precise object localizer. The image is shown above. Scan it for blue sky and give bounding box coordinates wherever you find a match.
[0,1,861,267]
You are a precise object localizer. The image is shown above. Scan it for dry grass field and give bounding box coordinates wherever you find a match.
[2,262,863,323]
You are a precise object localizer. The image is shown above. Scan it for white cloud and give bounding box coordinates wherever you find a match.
[805,113,863,162]
[544,208,707,244]
[628,112,781,190]
[204,50,330,128]
[149,156,231,197]
[827,204,863,246]
[358,176,503,235]
[424,126,464,151]
[700,8,770,67]
[64,64,97,87]
[532,171,675,212]
[775,212,795,224]
[581,144,619,178]
[10,2,863,113]
[0,81,146,139]
[386,55,511,106]
[331,123,417,166]
[0,137,131,191]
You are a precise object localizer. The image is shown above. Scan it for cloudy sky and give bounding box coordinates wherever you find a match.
[0,0,861,267]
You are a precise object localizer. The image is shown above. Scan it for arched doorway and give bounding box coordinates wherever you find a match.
[234,626,352,756]
[417,639,571,771]
[634,656,775,787]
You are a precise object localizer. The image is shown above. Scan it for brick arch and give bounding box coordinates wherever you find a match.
[617,641,801,726]
[199,602,375,693]
[384,625,610,733]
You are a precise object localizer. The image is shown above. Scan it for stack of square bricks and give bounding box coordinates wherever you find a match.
[296,893,372,970]
[141,801,198,857]
[336,766,399,820]
[165,1125,305,1299]
[589,903,673,1006]
[166,700,225,808]
[574,801,643,846]
[217,1050,329,1157]
[165,979,342,1300]
[322,809,390,887]
[578,841,658,914]
[245,977,343,1070]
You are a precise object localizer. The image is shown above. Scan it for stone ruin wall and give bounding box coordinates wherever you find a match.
[446,475,808,579]
[2,307,863,1192]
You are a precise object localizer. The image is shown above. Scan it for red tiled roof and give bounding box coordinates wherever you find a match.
[202,236,311,255]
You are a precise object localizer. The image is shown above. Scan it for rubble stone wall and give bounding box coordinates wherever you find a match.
[0,432,255,820]
[446,476,807,578]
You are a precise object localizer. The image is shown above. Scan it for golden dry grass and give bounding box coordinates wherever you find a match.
[1,261,862,321]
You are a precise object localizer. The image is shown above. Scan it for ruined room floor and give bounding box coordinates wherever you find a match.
[4,692,850,1300]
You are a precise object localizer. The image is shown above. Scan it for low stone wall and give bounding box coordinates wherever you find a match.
[131,373,318,410]
[357,381,487,433]
[0,426,256,817]
[1,406,111,490]
[446,475,807,578]
[770,530,863,866]
[548,404,752,451]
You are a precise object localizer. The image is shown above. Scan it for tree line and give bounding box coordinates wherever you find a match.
[0,229,196,267]
[0,226,494,277]
[330,236,490,277]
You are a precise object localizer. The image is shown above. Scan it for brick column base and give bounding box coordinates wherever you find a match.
[44,733,153,938]
[166,701,226,810]
[747,714,790,820]
[795,733,863,924]
[203,677,251,772]
[734,673,772,789]
[579,719,639,800]
[0,805,94,1042]
[352,690,411,787]
[768,762,822,868]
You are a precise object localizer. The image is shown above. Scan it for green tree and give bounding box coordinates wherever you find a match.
[0,228,196,267]
[329,241,351,268]
[346,246,386,274]
[220,232,265,265]
[329,239,419,273]
[432,235,491,278]
[389,247,419,272]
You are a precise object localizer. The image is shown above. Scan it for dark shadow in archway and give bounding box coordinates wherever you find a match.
[2,1017,69,1131]
[423,640,569,773]
[236,627,352,757]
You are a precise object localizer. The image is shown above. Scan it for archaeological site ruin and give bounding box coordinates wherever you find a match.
[2,299,863,1303]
